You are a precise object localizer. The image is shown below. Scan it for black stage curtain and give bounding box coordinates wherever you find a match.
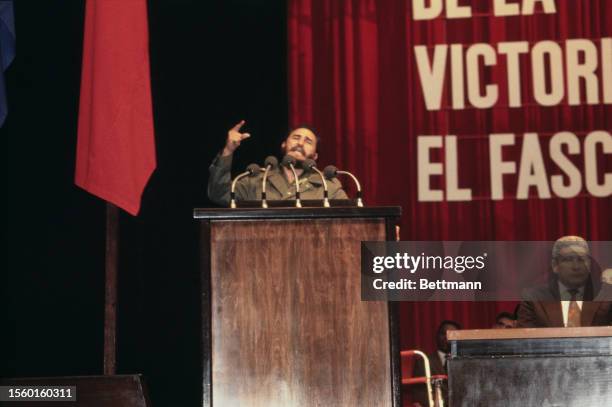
[1,2,287,406]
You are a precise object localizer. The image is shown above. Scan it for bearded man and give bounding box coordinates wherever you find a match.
[208,120,347,206]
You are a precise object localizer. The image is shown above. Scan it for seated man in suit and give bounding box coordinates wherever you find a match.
[410,320,461,407]
[517,236,612,328]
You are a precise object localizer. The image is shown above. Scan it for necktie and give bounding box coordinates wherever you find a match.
[566,288,581,327]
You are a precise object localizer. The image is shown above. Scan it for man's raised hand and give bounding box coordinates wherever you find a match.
[222,120,251,156]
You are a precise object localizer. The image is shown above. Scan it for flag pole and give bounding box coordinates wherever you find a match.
[103,203,119,375]
[75,0,155,374]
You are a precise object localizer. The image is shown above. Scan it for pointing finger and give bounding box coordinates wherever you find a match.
[241,133,251,140]
[231,120,245,131]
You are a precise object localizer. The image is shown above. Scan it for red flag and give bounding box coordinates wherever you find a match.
[75,0,156,215]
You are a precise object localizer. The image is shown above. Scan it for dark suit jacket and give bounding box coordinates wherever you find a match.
[517,277,612,327]
[410,351,447,407]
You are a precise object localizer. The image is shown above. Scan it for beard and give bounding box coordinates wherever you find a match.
[285,145,315,161]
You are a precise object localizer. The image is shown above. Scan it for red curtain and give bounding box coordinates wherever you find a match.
[288,0,611,353]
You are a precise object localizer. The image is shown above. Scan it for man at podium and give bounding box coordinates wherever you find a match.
[207,120,347,206]
[517,236,612,327]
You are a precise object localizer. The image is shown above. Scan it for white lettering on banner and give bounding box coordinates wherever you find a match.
[451,44,465,109]
[603,38,612,104]
[417,132,612,202]
[531,41,565,106]
[412,0,472,21]
[414,39,612,110]
[413,0,555,19]
[489,134,517,200]
[412,0,443,21]
[417,136,444,202]
[516,133,551,199]
[414,45,447,110]
[585,131,612,197]
[466,44,498,108]
[498,42,529,107]
[550,132,582,198]
[417,136,472,202]
[566,39,599,105]
[493,0,557,16]
[493,0,520,17]
[521,0,556,15]
[445,136,472,201]
[410,3,610,202]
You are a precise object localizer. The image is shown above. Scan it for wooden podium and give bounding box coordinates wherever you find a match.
[447,326,612,406]
[194,207,402,407]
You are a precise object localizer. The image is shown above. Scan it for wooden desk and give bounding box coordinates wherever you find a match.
[447,327,612,406]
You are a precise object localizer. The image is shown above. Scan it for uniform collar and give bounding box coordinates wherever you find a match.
[266,166,324,195]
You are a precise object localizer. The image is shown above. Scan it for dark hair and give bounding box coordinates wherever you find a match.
[288,124,320,143]
[437,320,461,335]
[495,312,516,323]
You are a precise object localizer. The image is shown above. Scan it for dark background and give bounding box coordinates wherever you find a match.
[1,1,288,406]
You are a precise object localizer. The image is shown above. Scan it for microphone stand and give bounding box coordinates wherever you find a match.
[337,170,364,207]
[230,164,261,208]
[261,165,272,208]
[230,171,251,208]
[260,156,279,209]
[309,165,330,207]
[288,162,302,208]
[304,159,330,208]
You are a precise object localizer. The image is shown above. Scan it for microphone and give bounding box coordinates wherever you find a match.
[324,165,363,207]
[303,159,330,207]
[230,163,261,208]
[281,155,301,208]
[323,165,338,180]
[261,156,278,208]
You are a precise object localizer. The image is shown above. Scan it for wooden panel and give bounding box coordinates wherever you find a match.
[200,221,212,407]
[210,218,391,407]
[452,336,612,358]
[449,356,612,406]
[448,330,612,406]
[448,326,612,341]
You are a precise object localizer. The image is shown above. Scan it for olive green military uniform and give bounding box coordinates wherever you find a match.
[208,154,348,206]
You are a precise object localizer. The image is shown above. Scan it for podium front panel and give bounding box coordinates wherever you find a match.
[207,217,391,407]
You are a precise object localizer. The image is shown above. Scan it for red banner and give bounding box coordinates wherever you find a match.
[288,0,611,350]
[75,0,156,215]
